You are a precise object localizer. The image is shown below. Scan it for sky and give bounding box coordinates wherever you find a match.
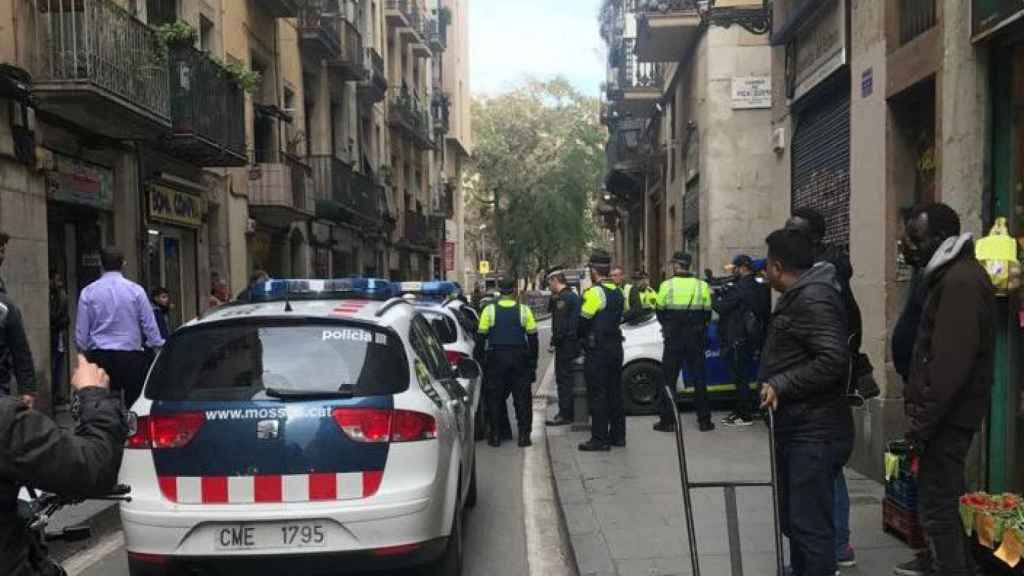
[469,0,606,98]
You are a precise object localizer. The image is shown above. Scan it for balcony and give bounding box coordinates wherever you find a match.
[432,91,451,136]
[385,0,429,57]
[410,15,433,58]
[259,0,301,18]
[162,47,247,167]
[607,39,664,118]
[389,85,435,150]
[329,18,365,81]
[605,118,646,197]
[635,0,702,63]
[248,158,315,228]
[30,0,170,139]
[403,210,439,248]
[898,0,936,46]
[298,1,342,62]
[429,17,448,53]
[350,171,384,224]
[358,47,388,104]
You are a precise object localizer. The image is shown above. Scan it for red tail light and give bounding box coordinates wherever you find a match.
[127,413,205,450]
[445,350,468,367]
[332,408,437,443]
[332,408,392,443]
[391,410,437,442]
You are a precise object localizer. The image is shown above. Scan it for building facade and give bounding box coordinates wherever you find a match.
[0,0,470,410]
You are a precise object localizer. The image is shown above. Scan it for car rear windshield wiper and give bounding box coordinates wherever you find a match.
[264,384,359,400]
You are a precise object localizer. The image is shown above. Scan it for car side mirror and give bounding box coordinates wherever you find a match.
[456,357,481,381]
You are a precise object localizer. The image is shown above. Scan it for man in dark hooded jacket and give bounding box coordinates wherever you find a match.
[0,354,127,576]
[759,229,852,576]
[892,203,994,576]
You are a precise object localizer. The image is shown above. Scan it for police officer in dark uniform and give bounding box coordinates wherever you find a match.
[546,270,580,426]
[476,277,540,447]
[578,251,626,452]
[655,252,714,432]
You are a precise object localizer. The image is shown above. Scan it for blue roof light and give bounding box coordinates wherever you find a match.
[398,280,460,301]
[249,278,397,302]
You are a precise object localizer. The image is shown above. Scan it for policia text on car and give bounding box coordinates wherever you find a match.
[655,252,715,433]
[578,251,626,452]
[475,277,539,447]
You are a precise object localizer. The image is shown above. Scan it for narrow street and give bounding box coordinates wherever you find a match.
[64,323,553,576]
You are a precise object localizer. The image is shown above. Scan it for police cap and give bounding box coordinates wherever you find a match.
[498,276,515,294]
[732,254,754,269]
[671,251,692,268]
[588,249,612,267]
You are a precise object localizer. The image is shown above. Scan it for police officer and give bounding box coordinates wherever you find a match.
[476,277,539,447]
[546,271,579,427]
[578,251,626,452]
[623,270,657,324]
[655,252,714,432]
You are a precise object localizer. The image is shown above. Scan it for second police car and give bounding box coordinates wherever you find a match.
[119,279,480,575]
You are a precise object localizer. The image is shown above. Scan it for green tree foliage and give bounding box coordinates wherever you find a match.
[467,78,605,280]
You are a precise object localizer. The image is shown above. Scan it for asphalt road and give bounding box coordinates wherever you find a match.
[68,320,554,576]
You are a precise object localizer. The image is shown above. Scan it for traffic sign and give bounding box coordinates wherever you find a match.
[479,260,491,274]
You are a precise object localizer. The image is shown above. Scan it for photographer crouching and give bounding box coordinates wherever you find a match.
[1,354,128,576]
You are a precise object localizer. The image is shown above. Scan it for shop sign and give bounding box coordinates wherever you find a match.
[479,260,491,275]
[148,185,202,227]
[444,242,455,272]
[731,76,772,109]
[46,153,114,210]
[972,0,1024,42]
[791,0,846,101]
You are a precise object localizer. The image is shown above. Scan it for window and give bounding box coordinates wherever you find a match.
[199,15,214,52]
[421,311,458,344]
[146,321,410,401]
[146,0,177,26]
[410,315,453,380]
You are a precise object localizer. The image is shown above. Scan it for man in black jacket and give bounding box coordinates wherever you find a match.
[714,254,770,427]
[1,354,127,576]
[759,229,852,576]
[892,203,994,576]
[0,288,37,409]
[546,271,579,426]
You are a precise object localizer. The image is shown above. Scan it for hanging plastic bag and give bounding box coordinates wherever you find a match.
[975,217,1020,296]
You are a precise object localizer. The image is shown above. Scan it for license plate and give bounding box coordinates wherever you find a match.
[214,522,328,550]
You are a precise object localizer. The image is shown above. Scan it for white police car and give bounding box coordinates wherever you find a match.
[119,279,480,575]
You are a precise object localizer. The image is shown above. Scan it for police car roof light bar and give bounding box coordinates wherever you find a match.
[375,297,415,318]
[250,278,397,303]
[398,281,460,301]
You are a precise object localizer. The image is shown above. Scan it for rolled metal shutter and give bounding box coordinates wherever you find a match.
[791,75,851,247]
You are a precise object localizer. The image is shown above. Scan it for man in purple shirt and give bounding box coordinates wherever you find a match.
[75,247,164,407]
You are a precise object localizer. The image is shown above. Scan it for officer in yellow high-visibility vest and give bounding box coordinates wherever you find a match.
[577,250,626,452]
[655,252,714,433]
[623,270,658,324]
[476,277,539,448]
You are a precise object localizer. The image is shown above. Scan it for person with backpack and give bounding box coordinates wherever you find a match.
[714,254,770,427]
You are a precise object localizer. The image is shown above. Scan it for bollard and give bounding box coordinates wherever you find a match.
[571,355,589,432]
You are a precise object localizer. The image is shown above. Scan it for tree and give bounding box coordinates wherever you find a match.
[467,78,605,282]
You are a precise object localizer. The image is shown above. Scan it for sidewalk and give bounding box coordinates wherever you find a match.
[547,412,913,576]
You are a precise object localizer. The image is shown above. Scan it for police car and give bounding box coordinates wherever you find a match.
[620,316,759,415]
[119,279,480,575]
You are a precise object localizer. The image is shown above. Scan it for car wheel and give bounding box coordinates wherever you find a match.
[465,459,478,509]
[621,361,663,416]
[428,495,464,576]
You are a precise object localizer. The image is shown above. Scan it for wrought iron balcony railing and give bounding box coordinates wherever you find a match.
[637,0,700,13]
[432,92,451,135]
[31,0,171,135]
[358,47,387,104]
[298,0,342,60]
[898,0,936,46]
[622,39,665,89]
[350,171,384,223]
[389,85,435,149]
[166,46,247,166]
[332,17,364,80]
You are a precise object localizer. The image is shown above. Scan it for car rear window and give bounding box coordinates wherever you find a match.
[422,312,459,344]
[146,320,409,401]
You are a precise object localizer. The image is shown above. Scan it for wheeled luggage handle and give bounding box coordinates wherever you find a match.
[663,385,785,576]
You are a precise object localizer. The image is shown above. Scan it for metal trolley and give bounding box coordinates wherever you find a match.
[664,385,786,576]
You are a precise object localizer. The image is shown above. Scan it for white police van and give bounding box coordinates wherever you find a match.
[119,278,480,575]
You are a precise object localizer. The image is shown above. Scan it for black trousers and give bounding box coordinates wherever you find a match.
[724,340,755,419]
[485,349,532,437]
[85,349,148,408]
[554,342,579,419]
[919,425,976,576]
[659,330,709,424]
[776,438,852,576]
[584,343,624,445]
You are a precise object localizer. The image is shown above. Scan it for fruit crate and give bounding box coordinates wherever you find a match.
[885,469,919,511]
[883,497,926,549]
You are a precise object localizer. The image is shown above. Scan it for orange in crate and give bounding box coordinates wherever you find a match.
[883,497,926,549]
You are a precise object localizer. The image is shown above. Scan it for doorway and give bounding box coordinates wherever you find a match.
[147,229,185,330]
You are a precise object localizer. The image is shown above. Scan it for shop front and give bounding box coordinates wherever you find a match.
[146,183,203,329]
[973,0,1024,497]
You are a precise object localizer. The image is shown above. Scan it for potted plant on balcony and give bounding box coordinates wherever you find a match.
[210,58,262,93]
[157,21,199,50]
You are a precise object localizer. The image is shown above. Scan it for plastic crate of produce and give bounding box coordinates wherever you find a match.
[883,497,926,549]
[885,469,919,511]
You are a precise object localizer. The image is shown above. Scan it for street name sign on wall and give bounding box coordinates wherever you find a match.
[731,76,772,109]
[972,0,1024,42]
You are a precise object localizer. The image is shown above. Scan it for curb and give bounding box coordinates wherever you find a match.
[523,358,579,576]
